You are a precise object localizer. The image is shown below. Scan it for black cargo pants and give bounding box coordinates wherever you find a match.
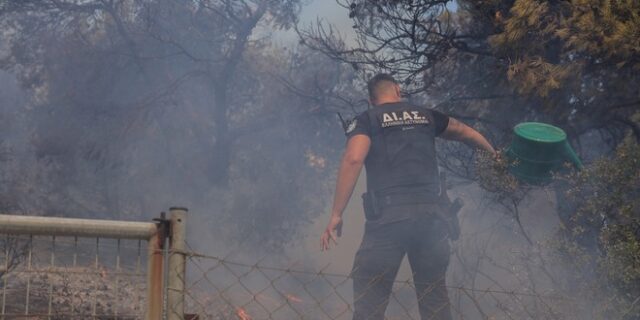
[351,204,452,320]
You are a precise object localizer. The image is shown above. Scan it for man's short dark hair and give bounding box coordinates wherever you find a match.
[367,73,398,100]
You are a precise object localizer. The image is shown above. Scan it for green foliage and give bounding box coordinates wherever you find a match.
[476,150,523,205]
[556,137,640,317]
[474,137,640,317]
[603,225,640,287]
[312,0,640,157]
[489,0,640,105]
[560,0,640,70]
[505,57,574,97]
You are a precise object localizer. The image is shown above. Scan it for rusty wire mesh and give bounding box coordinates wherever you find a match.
[1,234,147,319]
[176,242,577,320]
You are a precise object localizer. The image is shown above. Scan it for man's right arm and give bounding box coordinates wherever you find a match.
[320,134,370,251]
[439,117,496,155]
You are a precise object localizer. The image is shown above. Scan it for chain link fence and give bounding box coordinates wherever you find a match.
[0,211,609,320]
[178,243,576,320]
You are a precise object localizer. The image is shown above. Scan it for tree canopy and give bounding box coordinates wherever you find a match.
[301,0,640,150]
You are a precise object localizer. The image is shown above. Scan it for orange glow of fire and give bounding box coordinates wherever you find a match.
[236,307,251,320]
[285,293,303,303]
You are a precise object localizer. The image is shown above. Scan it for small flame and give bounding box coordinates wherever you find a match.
[236,307,251,320]
[285,293,303,303]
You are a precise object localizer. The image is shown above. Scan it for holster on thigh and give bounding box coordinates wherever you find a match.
[362,192,381,221]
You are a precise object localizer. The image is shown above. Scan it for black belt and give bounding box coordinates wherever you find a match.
[376,192,440,207]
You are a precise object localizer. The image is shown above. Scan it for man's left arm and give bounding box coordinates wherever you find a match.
[439,117,496,155]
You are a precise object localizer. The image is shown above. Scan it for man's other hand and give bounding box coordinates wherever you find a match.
[321,215,343,251]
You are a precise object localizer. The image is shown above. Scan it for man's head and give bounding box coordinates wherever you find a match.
[367,73,401,106]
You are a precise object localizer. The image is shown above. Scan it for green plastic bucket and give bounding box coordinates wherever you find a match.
[506,122,582,184]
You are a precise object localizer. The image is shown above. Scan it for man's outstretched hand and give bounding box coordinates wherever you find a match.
[321,215,343,251]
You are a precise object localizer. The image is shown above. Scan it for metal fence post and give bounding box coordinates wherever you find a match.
[167,207,188,320]
[146,215,167,320]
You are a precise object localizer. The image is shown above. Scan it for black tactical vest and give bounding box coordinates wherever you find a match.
[363,102,440,197]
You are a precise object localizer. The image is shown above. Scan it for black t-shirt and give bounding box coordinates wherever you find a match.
[346,107,450,139]
[345,104,450,224]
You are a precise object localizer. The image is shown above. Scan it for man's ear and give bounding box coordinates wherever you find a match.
[394,84,402,98]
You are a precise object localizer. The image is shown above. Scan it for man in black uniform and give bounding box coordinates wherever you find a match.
[321,74,495,320]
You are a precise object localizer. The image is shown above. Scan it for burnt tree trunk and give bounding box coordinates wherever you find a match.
[211,80,231,185]
[208,3,267,186]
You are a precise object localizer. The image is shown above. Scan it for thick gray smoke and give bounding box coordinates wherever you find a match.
[1,1,637,319]
[0,1,350,255]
